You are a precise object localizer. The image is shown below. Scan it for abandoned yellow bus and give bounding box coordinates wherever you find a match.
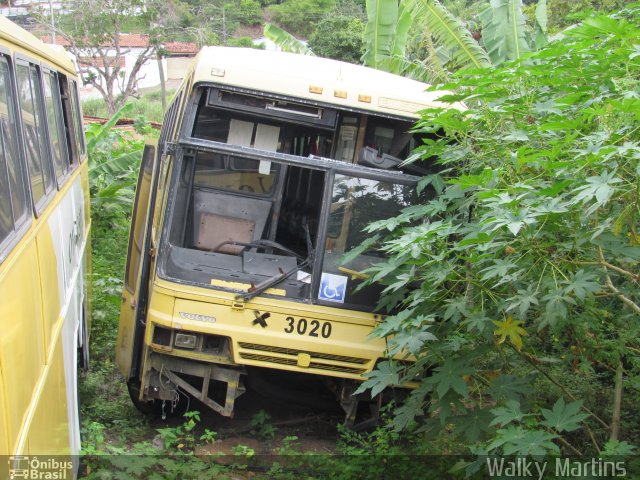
[0,14,89,475]
[116,47,448,424]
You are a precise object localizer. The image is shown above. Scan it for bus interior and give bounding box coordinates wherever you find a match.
[161,86,425,311]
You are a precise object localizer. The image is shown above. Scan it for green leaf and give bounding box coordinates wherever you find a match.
[601,440,637,456]
[388,327,437,356]
[354,361,400,397]
[562,269,601,301]
[453,407,493,442]
[391,2,412,58]
[403,0,492,70]
[361,0,399,68]
[533,0,548,49]
[541,397,590,433]
[478,0,531,65]
[488,426,559,455]
[480,259,518,281]
[505,288,539,317]
[490,400,531,426]
[425,358,472,399]
[86,102,134,154]
[263,23,315,55]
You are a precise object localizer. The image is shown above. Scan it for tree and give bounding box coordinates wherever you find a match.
[358,4,640,458]
[360,0,548,81]
[269,0,336,38]
[54,0,179,115]
[308,16,366,63]
[177,0,262,47]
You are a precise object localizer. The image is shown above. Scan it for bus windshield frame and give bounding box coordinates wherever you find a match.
[158,136,420,312]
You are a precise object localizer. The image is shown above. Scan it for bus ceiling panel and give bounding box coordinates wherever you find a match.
[205,88,338,130]
[196,82,424,124]
[180,139,419,186]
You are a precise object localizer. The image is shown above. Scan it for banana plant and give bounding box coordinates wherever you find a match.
[478,0,548,65]
[264,0,548,81]
[400,0,492,70]
[86,102,144,215]
[263,23,315,56]
[362,0,548,79]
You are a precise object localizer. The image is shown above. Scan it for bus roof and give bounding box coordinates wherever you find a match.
[0,16,75,74]
[191,47,458,119]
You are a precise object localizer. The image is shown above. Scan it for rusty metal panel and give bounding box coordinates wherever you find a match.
[196,213,255,254]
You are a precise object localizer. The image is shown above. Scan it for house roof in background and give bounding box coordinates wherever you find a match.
[41,34,198,55]
[163,41,198,55]
[41,33,151,48]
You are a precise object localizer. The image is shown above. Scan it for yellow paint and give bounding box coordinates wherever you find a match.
[0,17,90,457]
[338,266,370,280]
[0,366,8,455]
[297,353,311,368]
[0,240,45,454]
[36,222,61,359]
[27,339,70,455]
[210,278,286,297]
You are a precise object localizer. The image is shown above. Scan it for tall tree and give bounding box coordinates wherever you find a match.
[53,0,179,115]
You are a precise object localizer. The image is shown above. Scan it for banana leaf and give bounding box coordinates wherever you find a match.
[263,23,315,56]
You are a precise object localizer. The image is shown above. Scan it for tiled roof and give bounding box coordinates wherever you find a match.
[164,41,198,55]
[41,33,151,48]
[77,56,126,68]
[42,34,198,55]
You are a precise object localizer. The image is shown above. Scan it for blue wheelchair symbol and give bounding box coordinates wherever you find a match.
[319,273,347,303]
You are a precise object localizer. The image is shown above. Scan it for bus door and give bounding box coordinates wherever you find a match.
[116,142,158,379]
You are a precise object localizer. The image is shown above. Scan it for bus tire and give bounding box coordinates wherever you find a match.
[127,380,159,415]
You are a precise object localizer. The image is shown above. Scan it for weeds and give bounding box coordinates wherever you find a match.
[82,90,174,123]
[249,409,278,441]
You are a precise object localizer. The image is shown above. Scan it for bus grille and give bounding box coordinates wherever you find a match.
[237,342,370,375]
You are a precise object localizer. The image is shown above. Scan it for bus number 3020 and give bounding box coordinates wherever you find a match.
[284,317,332,338]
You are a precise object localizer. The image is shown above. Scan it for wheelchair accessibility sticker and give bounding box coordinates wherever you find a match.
[319,273,347,303]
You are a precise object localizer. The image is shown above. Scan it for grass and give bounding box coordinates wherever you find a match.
[82,89,175,123]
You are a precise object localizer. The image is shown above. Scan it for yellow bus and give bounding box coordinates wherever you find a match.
[0,14,89,476]
[116,47,449,425]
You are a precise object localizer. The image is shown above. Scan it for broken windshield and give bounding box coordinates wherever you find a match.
[159,144,419,312]
[318,174,418,309]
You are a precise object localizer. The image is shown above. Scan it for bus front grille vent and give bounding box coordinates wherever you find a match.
[237,342,369,375]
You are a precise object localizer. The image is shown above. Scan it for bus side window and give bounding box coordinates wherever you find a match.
[16,62,54,211]
[0,55,28,252]
[68,79,85,158]
[57,75,78,166]
[43,69,70,185]
[125,144,156,291]
[159,91,182,154]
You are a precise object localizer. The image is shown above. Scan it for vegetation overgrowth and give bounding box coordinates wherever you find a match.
[357,2,640,468]
[79,3,640,477]
[82,90,173,124]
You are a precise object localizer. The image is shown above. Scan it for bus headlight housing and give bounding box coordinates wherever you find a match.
[175,333,197,349]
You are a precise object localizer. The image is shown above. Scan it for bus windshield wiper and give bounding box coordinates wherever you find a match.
[237,257,310,302]
[236,224,314,302]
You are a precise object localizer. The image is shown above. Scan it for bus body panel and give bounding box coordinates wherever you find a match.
[1,171,87,456]
[0,239,44,454]
[0,366,8,455]
[26,337,71,456]
[166,297,385,374]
